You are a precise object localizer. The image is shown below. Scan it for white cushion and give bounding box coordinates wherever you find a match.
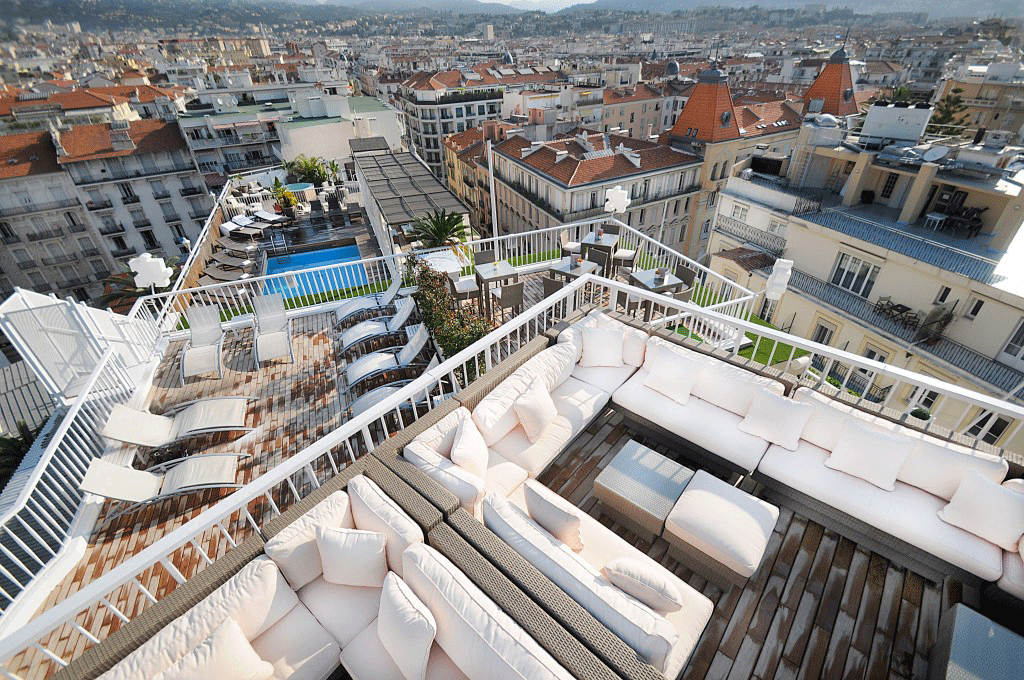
[297,577,381,647]
[939,471,1024,552]
[824,420,913,491]
[794,388,904,452]
[473,343,576,446]
[315,527,387,587]
[579,327,624,368]
[264,491,353,590]
[757,442,1004,581]
[523,479,583,552]
[483,450,531,498]
[556,310,605,362]
[449,418,488,477]
[153,617,272,680]
[612,368,771,473]
[570,362,637,394]
[998,549,1024,600]
[408,406,473,459]
[737,388,814,451]
[642,345,706,405]
[690,356,784,416]
[601,557,684,614]
[342,620,467,680]
[404,442,486,512]
[348,475,424,577]
[898,439,1009,501]
[378,572,437,680]
[514,377,559,443]
[483,494,678,672]
[491,376,609,477]
[402,543,576,680]
[557,311,646,367]
[248,597,340,680]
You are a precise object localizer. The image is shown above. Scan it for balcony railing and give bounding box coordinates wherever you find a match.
[152,190,171,200]
[0,198,81,218]
[99,224,126,235]
[57,276,91,288]
[180,186,204,197]
[16,261,36,270]
[72,162,197,185]
[81,248,101,257]
[786,268,1024,396]
[111,246,137,258]
[41,254,77,266]
[86,199,113,211]
[26,228,64,242]
[121,195,140,205]
[799,209,999,284]
[3,235,20,245]
[132,219,152,228]
[224,158,272,172]
[67,223,86,233]
[713,214,787,256]
[189,209,209,220]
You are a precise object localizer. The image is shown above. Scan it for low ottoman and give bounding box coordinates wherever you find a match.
[663,470,779,589]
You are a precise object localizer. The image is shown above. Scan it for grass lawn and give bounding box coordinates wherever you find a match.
[738,315,810,366]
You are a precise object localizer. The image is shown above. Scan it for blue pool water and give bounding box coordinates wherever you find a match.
[263,245,368,297]
[285,182,313,192]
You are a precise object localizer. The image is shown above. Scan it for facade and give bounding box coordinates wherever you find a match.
[935,62,1024,143]
[708,108,1024,446]
[600,83,667,140]
[177,100,287,176]
[491,130,702,244]
[442,122,518,238]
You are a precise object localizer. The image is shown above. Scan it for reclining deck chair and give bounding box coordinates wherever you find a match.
[180,304,225,385]
[101,397,253,449]
[338,295,416,354]
[344,323,431,389]
[333,279,404,330]
[81,456,246,526]
[252,293,293,364]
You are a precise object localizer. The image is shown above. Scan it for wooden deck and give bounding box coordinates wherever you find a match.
[537,408,953,680]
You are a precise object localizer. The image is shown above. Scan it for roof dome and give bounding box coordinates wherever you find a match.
[697,67,728,85]
[666,61,680,76]
[829,46,849,64]
[650,49,658,61]
[502,52,515,65]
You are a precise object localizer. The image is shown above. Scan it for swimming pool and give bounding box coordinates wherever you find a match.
[263,245,368,298]
[285,182,313,192]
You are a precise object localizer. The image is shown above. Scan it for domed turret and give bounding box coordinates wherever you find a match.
[829,46,849,64]
[502,51,515,65]
[666,61,680,76]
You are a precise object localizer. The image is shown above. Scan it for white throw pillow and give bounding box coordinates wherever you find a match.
[939,471,1024,552]
[823,420,913,491]
[737,388,814,451]
[378,572,437,680]
[348,475,424,577]
[601,557,684,614]
[153,617,273,680]
[315,526,387,587]
[523,480,583,552]
[514,377,558,443]
[263,490,352,590]
[449,418,489,477]
[642,348,707,405]
[579,327,625,368]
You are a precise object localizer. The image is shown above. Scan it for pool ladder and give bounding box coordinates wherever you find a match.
[269,230,290,262]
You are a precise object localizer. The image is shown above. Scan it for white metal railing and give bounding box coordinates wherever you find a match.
[0,349,136,616]
[4,275,1024,676]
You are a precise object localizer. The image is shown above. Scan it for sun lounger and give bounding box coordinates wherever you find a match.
[101,396,253,448]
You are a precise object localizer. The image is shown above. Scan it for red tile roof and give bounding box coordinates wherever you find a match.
[57,119,188,163]
[87,84,189,103]
[662,70,741,144]
[603,83,663,104]
[403,63,560,91]
[0,90,130,117]
[803,61,858,117]
[0,131,60,180]
[494,131,700,187]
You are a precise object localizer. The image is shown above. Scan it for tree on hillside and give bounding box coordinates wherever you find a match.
[928,87,971,136]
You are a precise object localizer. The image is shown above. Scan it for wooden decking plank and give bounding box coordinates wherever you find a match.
[864,566,906,679]
[851,553,890,654]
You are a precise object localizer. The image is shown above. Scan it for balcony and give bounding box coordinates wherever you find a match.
[111,246,138,258]
[133,219,152,228]
[152,190,172,200]
[81,248,101,257]
[26,228,65,242]
[713,214,787,256]
[121,195,141,205]
[0,197,81,218]
[72,162,197,185]
[224,158,272,172]
[3,235,20,245]
[180,186,204,197]
[787,268,1024,395]
[41,254,78,266]
[86,199,114,211]
[190,209,210,220]
[164,214,183,224]
[99,223,126,235]
[436,88,503,106]
[57,277,91,288]
[16,261,36,270]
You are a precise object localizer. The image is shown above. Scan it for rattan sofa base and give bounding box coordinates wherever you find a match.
[594,498,661,544]
[664,535,749,591]
[452,334,551,411]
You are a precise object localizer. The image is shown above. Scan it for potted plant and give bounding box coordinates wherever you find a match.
[909,406,931,422]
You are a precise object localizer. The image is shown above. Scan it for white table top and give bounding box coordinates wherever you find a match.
[549,258,600,277]
[419,249,469,274]
[582,231,620,248]
[475,260,516,283]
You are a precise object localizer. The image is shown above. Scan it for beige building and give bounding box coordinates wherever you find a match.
[442,122,519,238]
[935,61,1024,143]
[600,84,667,140]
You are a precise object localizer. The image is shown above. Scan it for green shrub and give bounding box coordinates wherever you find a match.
[410,259,492,360]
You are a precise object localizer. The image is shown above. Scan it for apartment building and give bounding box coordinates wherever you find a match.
[442,121,520,237]
[600,83,666,140]
[0,89,140,131]
[178,99,286,175]
[54,119,211,266]
[707,105,1024,446]
[491,130,702,244]
[0,132,116,302]
[400,62,562,177]
[934,61,1024,142]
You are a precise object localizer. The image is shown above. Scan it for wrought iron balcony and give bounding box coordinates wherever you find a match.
[99,223,126,235]
[152,190,172,200]
[26,228,65,241]
[86,199,114,211]
[122,195,141,205]
[111,246,138,258]
[41,254,78,266]
[0,198,81,218]
[133,219,152,228]
[180,186,204,196]
[17,261,37,270]
[713,215,787,256]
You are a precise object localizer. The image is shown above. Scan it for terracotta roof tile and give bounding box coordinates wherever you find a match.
[0,90,130,117]
[662,71,740,144]
[803,61,858,117]
[602,83,663,104]
[57,119,188,163]
[0,131,60,180]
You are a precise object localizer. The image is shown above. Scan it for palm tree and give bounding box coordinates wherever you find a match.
[408,209,467,250]
[283,155,329,187]
[0,421,43,493]
[328,160,341,184]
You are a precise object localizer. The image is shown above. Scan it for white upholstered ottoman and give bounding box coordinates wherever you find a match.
[663,470,779,588]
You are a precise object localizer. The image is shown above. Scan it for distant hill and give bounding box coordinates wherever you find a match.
[555,0,1022,17]
[293,0,522,13]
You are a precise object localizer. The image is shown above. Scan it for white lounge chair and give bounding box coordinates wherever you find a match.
[333,279,404,329]
[101,397,252,449]
[252,293,293,364]
[253,209,288,223]
[345,323,431,388]
[180,304,225,385]
[339,296,416,353]
[81,456,246,526]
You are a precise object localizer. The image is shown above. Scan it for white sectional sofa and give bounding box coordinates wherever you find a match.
[611,334,787,474]
[755,388,1017,584]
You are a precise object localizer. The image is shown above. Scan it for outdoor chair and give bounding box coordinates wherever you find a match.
[80,455,247,527]
[180,304,225,384]
[491,281,525,322]
[210,251,257,270]
[586,246,609,271]
[203,264,253,283]
[475,249,496,266]
[339,295,417,354]
[345,323,431,388]
[542,276,565,298]
[611,243,637,271]
[252,293,293,364]
[447,271,481,311]
[674,264,698,288]
[101,397,253,449]
[333,279,403,329]
[674,287,694,304]
[559,229,581,257]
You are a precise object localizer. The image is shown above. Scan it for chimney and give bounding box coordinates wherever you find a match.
[554,149,568,163]
[49,127,67,157]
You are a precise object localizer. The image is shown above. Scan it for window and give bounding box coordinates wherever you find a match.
[934,285,951,304]
[711,163,719,181]
[811,320,836,346]
[629,112,635,123]
[964,298,984,319]
[0,222,13,239]
[701,219,711,236]
[90,259,106,275]
[830,252,880,298]
[638,208,645,223]
[64,212,80,227]
[707,191,716,208]
[1002,318,1024,363]
[768,219,786,235]
[966,412,1012,445]
[908,384,939,410]
[880,172,899,200]
[673,199,680,216]
[731,204,749,221]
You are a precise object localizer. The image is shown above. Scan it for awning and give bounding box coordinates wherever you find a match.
[212,123,236,130]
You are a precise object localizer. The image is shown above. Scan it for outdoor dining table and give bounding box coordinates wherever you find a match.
[549,257,600,282]
[475,260,517,320]
[629,268,686,321]
[581,231,620,277]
